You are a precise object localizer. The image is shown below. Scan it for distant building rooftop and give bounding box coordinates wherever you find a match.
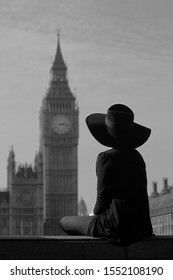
[149,178,173,217]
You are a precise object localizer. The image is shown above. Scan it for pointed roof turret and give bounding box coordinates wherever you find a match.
[78,197,88,216]
[8,146,15,162]
[52,32,67,70]
[46,32,75,97]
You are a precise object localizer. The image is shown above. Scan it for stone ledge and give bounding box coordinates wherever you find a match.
[0,236,173,260]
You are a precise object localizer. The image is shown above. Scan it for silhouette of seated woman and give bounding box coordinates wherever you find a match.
[59,104,153,244]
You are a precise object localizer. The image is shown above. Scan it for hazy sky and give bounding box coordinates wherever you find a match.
[1,0,173,212]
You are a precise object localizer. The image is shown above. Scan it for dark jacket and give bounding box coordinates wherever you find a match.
[90,148,153,244]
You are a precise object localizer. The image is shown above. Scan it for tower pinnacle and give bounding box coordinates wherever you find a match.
[8,146,15,162]
[52,32,67,70]
[57,27,60,40]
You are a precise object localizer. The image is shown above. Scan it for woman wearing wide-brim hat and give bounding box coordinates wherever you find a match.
[59,104,153,244]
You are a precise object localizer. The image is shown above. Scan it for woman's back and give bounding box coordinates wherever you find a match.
[93,149,153,243]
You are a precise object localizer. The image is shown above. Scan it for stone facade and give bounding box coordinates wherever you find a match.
[0,148,43,236]
[149,178,173,235]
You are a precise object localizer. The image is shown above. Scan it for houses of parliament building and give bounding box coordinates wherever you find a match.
[0,34,79,236]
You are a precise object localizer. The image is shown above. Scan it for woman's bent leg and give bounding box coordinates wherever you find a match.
[59,216,94,235]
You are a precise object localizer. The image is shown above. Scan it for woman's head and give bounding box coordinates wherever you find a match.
[86,104,151,149]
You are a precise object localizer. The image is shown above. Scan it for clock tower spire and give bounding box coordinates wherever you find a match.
[40,35,79,235]
[52,32,67,72]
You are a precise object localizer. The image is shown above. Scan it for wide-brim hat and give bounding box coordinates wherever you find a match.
[86,104,151,149]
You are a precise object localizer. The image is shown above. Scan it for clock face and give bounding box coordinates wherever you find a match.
[51,115,72,134]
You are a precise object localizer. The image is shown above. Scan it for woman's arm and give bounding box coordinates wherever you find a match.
[93,153,112,215]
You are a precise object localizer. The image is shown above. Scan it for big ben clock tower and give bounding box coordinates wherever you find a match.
[40,34,79,235]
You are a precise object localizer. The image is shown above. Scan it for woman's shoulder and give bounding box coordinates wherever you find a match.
[96,150,114,168]
[97,149,121,165]
[98,148,145,163]
[97,149,117,159]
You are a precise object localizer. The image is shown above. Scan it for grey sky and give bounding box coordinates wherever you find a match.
[1,0,173,211]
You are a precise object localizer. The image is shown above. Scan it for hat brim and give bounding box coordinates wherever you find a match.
[86,113,151,149]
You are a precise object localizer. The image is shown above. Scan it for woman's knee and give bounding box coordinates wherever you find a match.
[59,216,68,230]
[59,216,93,235]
